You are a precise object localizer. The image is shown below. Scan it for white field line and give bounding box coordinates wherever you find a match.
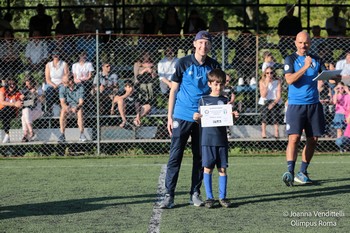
[148,164,167,233]
[1,160,350,169]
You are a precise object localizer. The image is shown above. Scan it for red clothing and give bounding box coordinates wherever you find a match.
[0,87,22,110]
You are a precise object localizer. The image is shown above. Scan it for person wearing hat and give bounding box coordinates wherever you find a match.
[160,30,221,209]
[44,50,69,116]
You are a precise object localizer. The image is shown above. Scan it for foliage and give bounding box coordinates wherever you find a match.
[3,0,349,38]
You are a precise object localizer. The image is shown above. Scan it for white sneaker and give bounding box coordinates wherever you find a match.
[250,77,257,85]
[79,134,87,142]
[30,132,37,141]
[2,134,10,143]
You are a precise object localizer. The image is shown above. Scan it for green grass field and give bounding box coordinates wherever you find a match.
[1,155,350,233]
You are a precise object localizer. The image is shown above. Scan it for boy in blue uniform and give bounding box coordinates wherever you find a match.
[193,69,238,208]
[282,31,327,186]
[160,31,221,209]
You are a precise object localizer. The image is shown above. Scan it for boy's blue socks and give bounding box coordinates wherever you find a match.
[300,161,310,174]
[219,175,227,200]
[287,160,296,175]
[204,172,213,199]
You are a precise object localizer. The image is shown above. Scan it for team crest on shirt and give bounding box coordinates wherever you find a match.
[173,120,179,128]
[284,64,289,71]
[217,100,224,105]
[188,71,193,76]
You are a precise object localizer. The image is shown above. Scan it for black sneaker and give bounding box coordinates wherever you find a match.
[21,136,28,142]
[58,134,66,143]
[205,199,215,208]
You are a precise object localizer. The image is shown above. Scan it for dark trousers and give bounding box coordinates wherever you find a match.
[45,86,60,112]
[165,119,202,197]
[0,107,16,134]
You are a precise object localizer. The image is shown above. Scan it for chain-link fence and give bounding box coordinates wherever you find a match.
[0,32,348,156]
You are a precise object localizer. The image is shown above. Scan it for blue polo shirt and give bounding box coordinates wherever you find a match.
[59,84,84,106]
[284,52,326,105]
[172,54,220,122]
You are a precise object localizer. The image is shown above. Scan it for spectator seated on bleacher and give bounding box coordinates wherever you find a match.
[111,80,151,128]
[134,50,157,105]
[157,47,178,96]
[44,50,69,116]
[336,52,350,85]
[72,50,95,114]
[20,76,44,142]
[92,62,119,115]
[58,74,87,143]
[0,78,23,143]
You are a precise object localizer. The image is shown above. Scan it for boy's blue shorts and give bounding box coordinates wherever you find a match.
[286,103,325,137]
[202,146,228,169]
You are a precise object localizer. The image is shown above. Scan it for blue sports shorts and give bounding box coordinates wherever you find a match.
[202,146,228,169]
[285,103,325,137]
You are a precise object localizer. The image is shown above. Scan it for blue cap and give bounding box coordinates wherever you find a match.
[194,30,212,43]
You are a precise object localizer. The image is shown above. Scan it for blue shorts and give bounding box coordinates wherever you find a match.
[202,146,228,169]
[332,113,346,129]
[286,103,325,137]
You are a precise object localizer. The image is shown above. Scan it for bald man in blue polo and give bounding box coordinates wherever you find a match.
[282,31,327,187]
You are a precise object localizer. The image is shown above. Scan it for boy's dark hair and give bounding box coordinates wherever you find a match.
[208,69,226,84]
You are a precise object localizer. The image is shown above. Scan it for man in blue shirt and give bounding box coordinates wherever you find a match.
[58,74,86,143]
[282,31,326,186]
[160,31,221,209]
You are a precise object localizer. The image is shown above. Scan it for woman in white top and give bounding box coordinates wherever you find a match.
[258,66,282,139]
[44,50,69,115]
[72,50,94,85]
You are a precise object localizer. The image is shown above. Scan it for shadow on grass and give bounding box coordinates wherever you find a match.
[0,191,188,220]
[233,177,350,207]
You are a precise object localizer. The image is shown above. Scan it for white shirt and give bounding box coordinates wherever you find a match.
[258,80,281,105]
[157,57,178,94]
[48,60,67,85]
[72,62,94,81]
[341,63,350,76]
[336,59,347,70]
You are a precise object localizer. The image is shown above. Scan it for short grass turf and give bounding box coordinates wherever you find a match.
[1,156,349,233]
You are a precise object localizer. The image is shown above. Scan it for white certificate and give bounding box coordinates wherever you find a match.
[200,104,233,127]
[312,70,342,81]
